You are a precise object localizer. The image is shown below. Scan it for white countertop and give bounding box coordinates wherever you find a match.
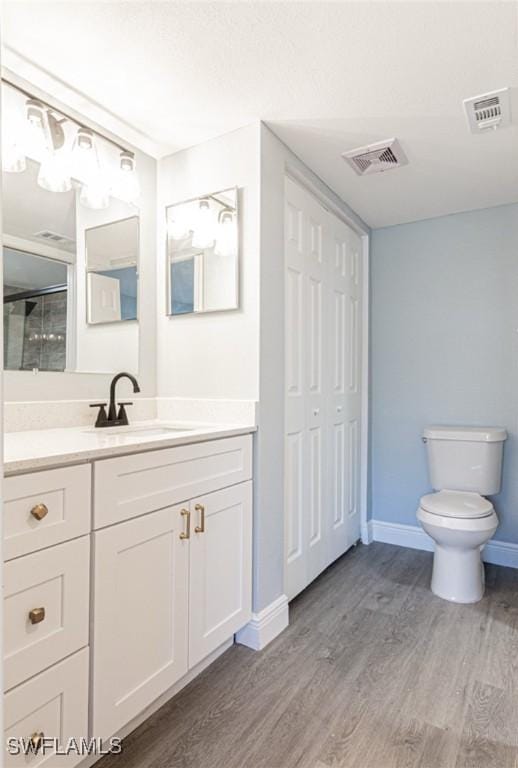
[4,421,256,475]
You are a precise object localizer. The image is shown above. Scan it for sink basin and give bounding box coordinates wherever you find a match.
[84,424,194,436]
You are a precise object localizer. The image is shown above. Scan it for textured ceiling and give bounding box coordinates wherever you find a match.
[2,1,518,227]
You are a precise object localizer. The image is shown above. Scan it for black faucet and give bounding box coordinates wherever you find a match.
[90,372,141,428]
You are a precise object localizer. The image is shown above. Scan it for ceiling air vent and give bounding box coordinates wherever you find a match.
[33,230,75,246]
[463,88,511,133]
[342,138,408,176]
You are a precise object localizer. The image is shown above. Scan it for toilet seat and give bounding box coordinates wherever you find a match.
[420,490,493,519]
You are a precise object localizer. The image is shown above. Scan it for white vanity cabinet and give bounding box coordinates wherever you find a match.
[91,437,253,739]
[3,432,254,763]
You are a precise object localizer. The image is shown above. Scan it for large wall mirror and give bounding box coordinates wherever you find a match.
[2,80,141,374]
[166,188,239,316]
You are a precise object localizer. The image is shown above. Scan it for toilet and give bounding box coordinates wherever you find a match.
[417,425,507,604]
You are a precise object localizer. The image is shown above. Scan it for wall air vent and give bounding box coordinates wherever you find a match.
[33,230,75,246]
[342,138,408,176]
[463,88,511,133]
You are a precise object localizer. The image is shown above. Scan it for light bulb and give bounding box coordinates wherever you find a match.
[111,150,140,204]
[37,149,72,193]
[80,172,110,209]
[71,127,99,183]
[191,199,215,249]
[214,209,236,257]
[24,99,50,162]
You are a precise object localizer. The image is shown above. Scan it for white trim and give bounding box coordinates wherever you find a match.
[235,594,289,651]
[360,232,370,546]
[370,518,518,569]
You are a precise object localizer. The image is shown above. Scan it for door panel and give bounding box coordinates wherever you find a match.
[92,506,189,740]
[285,177,362,599]
[189,482,252,667]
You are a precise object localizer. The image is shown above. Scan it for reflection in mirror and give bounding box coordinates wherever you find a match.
[2,77,142,374]
[166,188,239,316]
[86,217,139,324]
[4,248,69,371]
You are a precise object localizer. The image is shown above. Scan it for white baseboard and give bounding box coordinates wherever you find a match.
[235,594,289,651]
[370,518,518,569]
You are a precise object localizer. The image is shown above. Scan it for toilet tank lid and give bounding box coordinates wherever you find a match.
[423,425,507,443]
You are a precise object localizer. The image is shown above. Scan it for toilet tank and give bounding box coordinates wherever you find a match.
[423,425,507,495]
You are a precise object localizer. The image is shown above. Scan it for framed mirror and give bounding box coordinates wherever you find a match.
[85,216,139,325]
[166,187,239,316]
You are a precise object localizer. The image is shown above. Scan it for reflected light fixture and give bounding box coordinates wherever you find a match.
[214,209,235,257]
[71,127,99,183]
[111,150,140,204]
[80,173,110,210]
[191,198,215,249]
[24,99,50,162]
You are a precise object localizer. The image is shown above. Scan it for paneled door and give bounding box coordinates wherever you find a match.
[189,482,252,667]
[284,177,362,600]
[92,506,189,740]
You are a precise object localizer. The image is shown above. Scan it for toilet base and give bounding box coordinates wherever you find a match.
[431,544,485,604]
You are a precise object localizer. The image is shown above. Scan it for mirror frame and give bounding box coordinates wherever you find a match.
[84,214,140,326]
[165,187,239,318]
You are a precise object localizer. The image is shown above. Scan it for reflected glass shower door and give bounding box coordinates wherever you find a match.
[4,289,67,372]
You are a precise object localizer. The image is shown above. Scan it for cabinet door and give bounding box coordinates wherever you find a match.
[189,482,252,667]
[92,506,189,740]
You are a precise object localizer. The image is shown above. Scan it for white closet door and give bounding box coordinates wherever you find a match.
[326,215,362,562]
[285,177,362,600]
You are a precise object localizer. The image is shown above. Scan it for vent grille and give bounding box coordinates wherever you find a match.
[342,138,408,176]
[464,88,511,133]
[33,230,74,245]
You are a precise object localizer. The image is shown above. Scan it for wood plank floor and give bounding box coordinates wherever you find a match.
[98,543,518,768]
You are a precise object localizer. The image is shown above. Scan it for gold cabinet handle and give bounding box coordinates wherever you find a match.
[179,509,190,540]
[29,607,46,625]
[194,504,205,533]
[30,503,48,521]
[30,732,45,754]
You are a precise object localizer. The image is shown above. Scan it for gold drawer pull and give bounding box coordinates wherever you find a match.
[179,509,190,540]
[194,504,205,533]
[30,732,45,754]
[29,607,45,625]
[30,503,48,521]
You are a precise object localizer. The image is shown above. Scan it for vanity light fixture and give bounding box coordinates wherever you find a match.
[191,198,215,249]
[24,99,50,162]
[214,208,235,257]
[1,78,141,209]
[111,150,140,204]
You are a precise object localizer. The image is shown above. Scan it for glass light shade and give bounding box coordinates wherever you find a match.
[111,151,140,204]
[214,211,236,257]
[24,99,50,162]
[191,199,215,249]
[37,149,72,192]
[71,128,99,183]
[80,173,110,209]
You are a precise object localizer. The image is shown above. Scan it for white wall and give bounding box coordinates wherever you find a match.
[157,124,260,402]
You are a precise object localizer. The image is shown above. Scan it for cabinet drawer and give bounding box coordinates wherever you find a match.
[4,464,91,561]
[4,537,90,691]
[93,434,253,528]
[4,648,89,768]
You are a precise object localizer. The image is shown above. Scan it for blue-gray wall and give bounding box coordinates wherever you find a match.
[370,203,518,542]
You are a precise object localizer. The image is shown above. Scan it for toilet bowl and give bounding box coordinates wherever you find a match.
[417,490,497,603]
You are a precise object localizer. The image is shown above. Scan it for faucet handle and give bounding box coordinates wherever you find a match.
[90,403,108,428]
[117,402,133,426]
